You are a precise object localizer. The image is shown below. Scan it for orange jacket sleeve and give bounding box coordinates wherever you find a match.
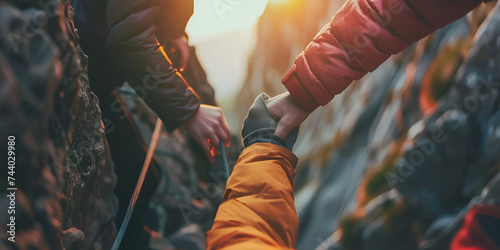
[206,143,299,250]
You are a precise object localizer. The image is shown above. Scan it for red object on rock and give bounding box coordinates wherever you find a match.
[451,204,500,250]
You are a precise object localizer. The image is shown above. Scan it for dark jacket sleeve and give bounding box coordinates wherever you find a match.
[106,0,199,131]
[282,0,482,111]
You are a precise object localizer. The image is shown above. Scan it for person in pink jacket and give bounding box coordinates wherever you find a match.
[267,0,495,139]
[263,0,500,249]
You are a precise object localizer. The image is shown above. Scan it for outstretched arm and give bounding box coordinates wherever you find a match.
[207,94,300,249]
[271,0,482,138]
[206,143,298,250]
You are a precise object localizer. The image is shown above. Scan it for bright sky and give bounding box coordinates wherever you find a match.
[185,0,271,101]
[186,0,269,42]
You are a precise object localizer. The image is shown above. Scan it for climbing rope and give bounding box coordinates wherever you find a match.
[112,118,164,250]
[111,117,231,250]
[111,86,231,249]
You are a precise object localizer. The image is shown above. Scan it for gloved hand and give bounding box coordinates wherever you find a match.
[241,93,299,151]
[267,91,312,140]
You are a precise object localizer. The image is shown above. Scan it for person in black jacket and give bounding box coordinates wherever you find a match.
[72,0,231,248]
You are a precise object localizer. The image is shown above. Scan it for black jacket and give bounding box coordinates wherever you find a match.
[73,0,199,131]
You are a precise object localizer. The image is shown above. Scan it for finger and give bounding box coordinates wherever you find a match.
[218,116,231,147]
[210,145,219,157]
[200,138,214,164]
[215,125,230,148]
[266,98,282,121]
[195,133,214,163]
[274,119,293,140]
[207,132,220,155]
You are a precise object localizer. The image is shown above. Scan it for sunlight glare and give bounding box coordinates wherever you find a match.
[187,0,268,42]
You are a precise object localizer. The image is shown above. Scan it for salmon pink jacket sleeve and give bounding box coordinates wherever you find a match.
[282,0,485,111]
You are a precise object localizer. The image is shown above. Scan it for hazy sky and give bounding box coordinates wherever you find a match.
[186,0,268,42]
[185,0,270,101]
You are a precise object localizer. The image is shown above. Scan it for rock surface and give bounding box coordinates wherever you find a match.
[0,0,117,249]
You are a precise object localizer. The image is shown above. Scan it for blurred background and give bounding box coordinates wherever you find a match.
[186,0,268,102]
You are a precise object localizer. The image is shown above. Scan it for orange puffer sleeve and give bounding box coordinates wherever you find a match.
[206,143,299,250]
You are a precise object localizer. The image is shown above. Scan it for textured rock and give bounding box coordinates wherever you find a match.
[0,0,117,249]
[61,45,118,250]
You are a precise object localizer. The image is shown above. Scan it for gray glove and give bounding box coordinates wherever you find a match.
[241,93,299,151]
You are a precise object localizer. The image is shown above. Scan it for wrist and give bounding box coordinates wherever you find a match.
[184,104,200,129]
[242,93,299,151]
[244,132,288,150]
[281,66,320,112]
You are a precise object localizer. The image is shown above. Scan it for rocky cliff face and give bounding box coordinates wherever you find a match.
[0,0,117,249]
[233,1,500,249]
[0,1,239,249]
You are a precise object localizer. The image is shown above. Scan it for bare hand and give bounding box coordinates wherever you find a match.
[184,105,231,163]
[266,92,312,140]
[169,35,190,72]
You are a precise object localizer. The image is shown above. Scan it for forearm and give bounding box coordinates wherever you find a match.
[283,0,481,111]
[206,143,298,249]
[106,0,200,131]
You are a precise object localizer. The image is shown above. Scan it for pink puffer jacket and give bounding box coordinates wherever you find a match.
[282,0,492,111]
